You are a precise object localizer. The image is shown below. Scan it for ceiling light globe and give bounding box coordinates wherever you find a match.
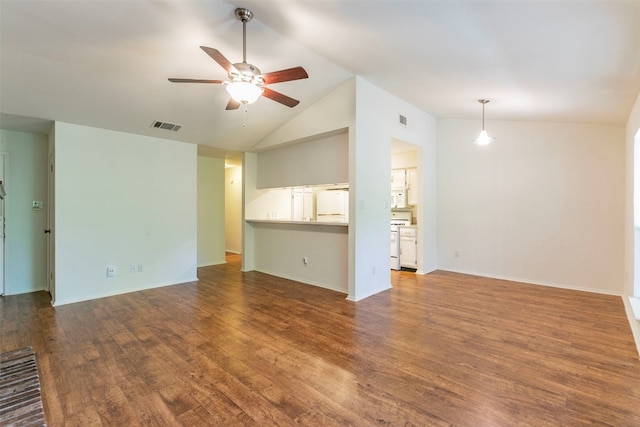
[226,82,264,104]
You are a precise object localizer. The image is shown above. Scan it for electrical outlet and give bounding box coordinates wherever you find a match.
[130,264,138,273]
[106,266,116,277]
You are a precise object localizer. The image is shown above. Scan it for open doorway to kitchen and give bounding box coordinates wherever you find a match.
[391,139,421,276]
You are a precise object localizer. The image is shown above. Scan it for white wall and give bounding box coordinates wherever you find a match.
[52,122,197,305]
[247,77,438,301]
[253,223,348,293]
[0,129,48,295]
[253,79,356,152]
[243,79,355,289]
[437,119,625,294]
[197,156,225,267]
[352,77,437,299]
[225,166,242,254]
[256,131,348,188]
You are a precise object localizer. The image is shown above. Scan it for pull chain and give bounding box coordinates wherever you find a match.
[242,104,248,127]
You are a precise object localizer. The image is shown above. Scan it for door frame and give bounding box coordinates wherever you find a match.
[46,152,55,302]
[0,152,6,296]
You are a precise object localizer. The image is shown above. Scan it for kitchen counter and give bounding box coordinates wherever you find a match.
[246,219,348,227]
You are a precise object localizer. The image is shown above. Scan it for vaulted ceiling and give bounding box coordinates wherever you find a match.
[1,0,639,161]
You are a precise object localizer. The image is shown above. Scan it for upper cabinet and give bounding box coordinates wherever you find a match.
[391,169,406,189]
[406,168,418,206]
[391,168,418,206]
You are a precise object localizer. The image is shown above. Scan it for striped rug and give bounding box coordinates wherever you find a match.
[0,347,46,427]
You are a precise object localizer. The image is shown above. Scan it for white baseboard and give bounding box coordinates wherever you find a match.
[623,297,640,360]
[630,297,640,320]
[438,268,621,296]
[253,268,348,295]
[197,259,226,268]
[346,283,393,302]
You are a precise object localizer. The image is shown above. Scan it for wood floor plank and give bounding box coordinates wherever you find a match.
[2,253,640,426]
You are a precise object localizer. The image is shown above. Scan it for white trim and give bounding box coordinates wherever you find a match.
[197,260,227,268]
[50,277,199,307]
[415,267,435,276]
[346,283,393,302]
[254,268,348,295]
[623,297,640,360]
[630,296,640,320]
[439,268,621,296]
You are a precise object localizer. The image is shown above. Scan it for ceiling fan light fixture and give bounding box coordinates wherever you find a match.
[168,7,308,111]
[473,99,495,145]
[226,81,264,104]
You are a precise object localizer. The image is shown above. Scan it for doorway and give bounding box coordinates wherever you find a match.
[391,139,421,274]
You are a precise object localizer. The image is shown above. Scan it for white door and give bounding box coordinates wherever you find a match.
[0,153,5,295]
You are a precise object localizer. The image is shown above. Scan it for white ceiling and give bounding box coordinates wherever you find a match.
[1,0,639,160]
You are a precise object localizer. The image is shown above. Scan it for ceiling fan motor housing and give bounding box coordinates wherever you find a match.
[230,62,264,85]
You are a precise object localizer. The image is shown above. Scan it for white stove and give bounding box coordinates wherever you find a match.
[391,211,412,270]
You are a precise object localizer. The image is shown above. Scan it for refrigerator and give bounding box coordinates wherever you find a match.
[316,190,349,223]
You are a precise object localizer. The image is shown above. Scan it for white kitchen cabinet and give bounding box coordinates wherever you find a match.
[391,169,406,189]
[399,226,417,269]
[406,168,418,206]
[292,188,314,221]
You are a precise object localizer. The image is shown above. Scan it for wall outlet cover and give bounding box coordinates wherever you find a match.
[106,266,116,277]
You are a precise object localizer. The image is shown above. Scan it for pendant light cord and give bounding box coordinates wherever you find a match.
[482,102,485,130]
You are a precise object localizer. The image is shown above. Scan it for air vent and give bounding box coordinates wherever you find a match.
[399,115,407,126]
[151,120,182,132]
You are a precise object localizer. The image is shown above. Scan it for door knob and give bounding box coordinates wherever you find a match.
[44,229,51,234]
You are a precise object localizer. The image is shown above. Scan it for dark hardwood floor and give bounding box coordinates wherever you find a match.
[2,253,640,426]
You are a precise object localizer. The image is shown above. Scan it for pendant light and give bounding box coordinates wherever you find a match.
[473,99,495,145]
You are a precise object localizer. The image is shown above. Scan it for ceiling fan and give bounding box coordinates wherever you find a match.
[168,8,308,110]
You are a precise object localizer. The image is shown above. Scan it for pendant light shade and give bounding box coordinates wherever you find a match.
[473,99,495,145]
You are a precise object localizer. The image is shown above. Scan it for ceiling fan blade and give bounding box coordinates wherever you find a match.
[200,46,237,74]
[226,98,241,110]
[262,87,300,108]
[261,67,309,85]
[168,78,224,84]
